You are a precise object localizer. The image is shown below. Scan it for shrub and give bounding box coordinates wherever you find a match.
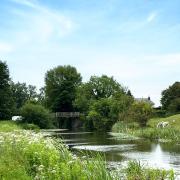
[21,103,53,129]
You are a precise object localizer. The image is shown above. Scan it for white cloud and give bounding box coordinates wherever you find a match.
[147,12,157,23]
[9,0,74,43]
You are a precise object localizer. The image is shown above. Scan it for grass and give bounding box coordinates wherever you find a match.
[0,120,22,132]
[0,120,175,179]
[124,161,175,180]
[112,114,180,142]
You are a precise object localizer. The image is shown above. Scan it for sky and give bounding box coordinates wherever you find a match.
[0,0,180,106]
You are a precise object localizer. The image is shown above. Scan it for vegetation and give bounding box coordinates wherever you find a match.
[21,103,53,129]
[10,82,38,113]
[0,60,14,119]
[161,82,180,114]
[45,65,82,112]
[124,161,174,180]
[0,121,175,180]
[74,75,133,130]
[112,114,180,142]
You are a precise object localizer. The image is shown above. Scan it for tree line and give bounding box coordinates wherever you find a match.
[0,60,179,130]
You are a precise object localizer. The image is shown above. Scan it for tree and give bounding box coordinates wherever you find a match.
[0,61,14,119]
[74,75,127,113]
[45,65,82,112]
[21,102,53,129]
[11,82,38,113]
[86,93,134,131]
[88,75,125,99]
[129,101,153,127]
[161,82,180,113]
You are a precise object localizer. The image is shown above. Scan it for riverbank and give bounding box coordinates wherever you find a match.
[0,121,175,179]
[112,114,180,142]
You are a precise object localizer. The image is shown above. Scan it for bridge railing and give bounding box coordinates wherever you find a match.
[55,112,80,118]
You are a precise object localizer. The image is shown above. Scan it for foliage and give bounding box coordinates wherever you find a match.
[124,161,174,180]
[45,65,82,112]
[161,82,180,114]
[74,75,133,131]
[10,82,38,113]
[86,93,133,131]
[128,101,153,127]
[21,103,53,129]
[88,75,125,99]
[0,61,14,119]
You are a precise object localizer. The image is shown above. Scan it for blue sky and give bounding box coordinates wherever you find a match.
[0,0,180,106]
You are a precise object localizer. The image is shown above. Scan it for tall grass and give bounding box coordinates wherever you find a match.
[112,114,180,142]
[124,161,175,180]
[0,120,22,132]
[0,130,115,180]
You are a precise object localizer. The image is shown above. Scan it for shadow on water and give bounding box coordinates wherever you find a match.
[52,130,180,177]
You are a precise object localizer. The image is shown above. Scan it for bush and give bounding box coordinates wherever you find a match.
[21,103,53,129]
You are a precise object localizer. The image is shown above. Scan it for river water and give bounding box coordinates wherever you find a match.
[51,130,180,178]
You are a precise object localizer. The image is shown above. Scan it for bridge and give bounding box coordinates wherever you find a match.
[55,112,82,129]
[55,112,80,118]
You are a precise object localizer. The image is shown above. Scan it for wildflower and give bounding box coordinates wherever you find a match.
[51,169,56,173]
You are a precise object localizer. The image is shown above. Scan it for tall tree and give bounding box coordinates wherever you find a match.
[45,65,82,112]
[74,75,128,113]
[0,61,14,119]
[161,82,180,113]
[11,82,38,113]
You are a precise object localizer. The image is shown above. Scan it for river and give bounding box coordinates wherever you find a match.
[50,130,180,178]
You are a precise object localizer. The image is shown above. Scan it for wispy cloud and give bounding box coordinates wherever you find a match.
[147,12,157,23]
[9,0,74,43]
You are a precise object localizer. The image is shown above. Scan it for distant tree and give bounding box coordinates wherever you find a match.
[86,93,134,131]
[74,75,128,113]
[88,75,125,99]
[161,82,180,114]
[0,61,14,119]
[37,87,46,105]
[11,82,38,113]
[129,101,153,127]
[45,65,82,112]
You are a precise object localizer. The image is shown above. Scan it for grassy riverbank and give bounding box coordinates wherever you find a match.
[112,114,180,142]
[0,121,175,179]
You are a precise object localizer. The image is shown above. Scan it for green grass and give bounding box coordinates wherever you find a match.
[0,120,22,132]
[124,161,175,180]
[112,114,180,142]
[148,114,180,130]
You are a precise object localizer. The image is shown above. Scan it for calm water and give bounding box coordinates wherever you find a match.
[51,130,180,178]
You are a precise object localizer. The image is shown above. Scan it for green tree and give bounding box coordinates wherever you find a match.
[11,82,38,113]
[21,103,53,129]
[129,101,153,127]
[161,82,180,113]
[0,61,14,119]
[86,93,133,131]
[88,75,125,99]
[45,65,82,112]
[74,75,127,113]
